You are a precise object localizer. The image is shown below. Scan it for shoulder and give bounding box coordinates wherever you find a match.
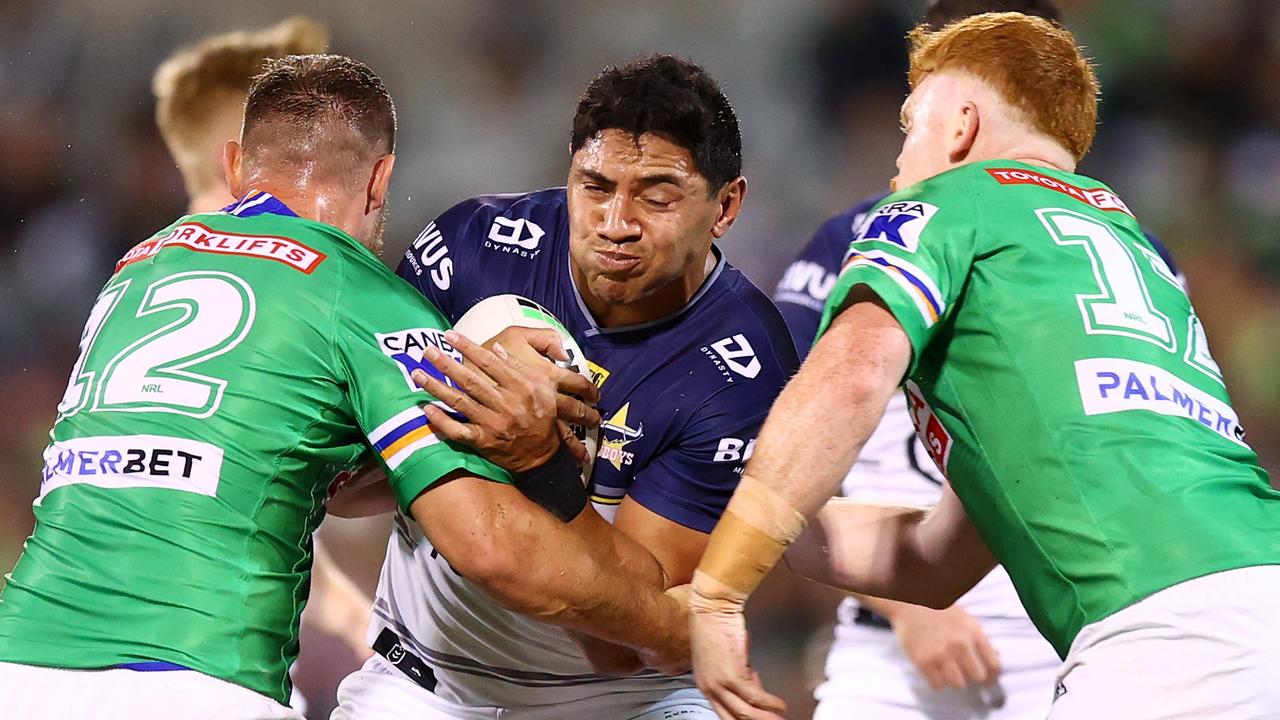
[688,265,799,396]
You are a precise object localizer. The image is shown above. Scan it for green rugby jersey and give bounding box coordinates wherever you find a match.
[816,161,1280,656]
[0,192,507,703]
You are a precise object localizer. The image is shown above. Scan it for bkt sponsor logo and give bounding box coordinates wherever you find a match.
[377,328,464,392]
[853,201,938,253]
[1075,358,1248,446]
[485,217,544,258]
[39,435,224,500]
[775,260,836,310]
[702,334,760,381]
[713,437,755,473]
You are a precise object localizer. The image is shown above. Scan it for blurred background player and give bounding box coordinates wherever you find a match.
[0,53,690,720]
[771,1,1179,719]
[151,18,375,714]
[692,13,1280,720]
[333,54,798,719]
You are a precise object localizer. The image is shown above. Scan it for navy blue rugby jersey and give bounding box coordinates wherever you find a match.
[773,192,1184,360]
[398,188,799,533]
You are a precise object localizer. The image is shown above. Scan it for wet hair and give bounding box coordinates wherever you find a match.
[241,54,396,185]
[921,0,1062,30]
[909,12,1098,161]
[570,54,742,191]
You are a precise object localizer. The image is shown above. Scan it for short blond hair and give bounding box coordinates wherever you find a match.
[153,16,328,196]
[908,12,1099,161]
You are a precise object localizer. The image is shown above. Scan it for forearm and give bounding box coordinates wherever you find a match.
[694,300,910,606]
[567,506,667,589]
[784,496,994,608]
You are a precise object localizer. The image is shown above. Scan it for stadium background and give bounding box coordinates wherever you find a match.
[2,0,1277,715]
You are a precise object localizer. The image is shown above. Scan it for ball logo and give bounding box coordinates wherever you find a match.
[853,201,938,253]
[904,381,951,475]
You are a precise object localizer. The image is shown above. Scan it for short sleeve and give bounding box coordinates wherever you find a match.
[774,198,881,360]
[626,386,766,534]
[396,198,490,323]
[816,191,977,372]
[334,262,509,512]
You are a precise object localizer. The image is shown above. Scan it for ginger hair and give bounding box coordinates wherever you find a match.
[908,12,1099,161]
[152,17,329,196]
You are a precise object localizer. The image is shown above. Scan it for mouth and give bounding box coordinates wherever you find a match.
[594,249,641,274]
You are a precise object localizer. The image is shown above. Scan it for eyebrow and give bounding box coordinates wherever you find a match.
[577,168,687,190]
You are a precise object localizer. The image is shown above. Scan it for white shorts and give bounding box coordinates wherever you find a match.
[0,660,302,720]
[332,655,715,720]
[1048,565,1280,720]
[814,617,1060,720]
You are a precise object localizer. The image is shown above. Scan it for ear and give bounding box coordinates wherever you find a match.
[949,100,979,163]
[710,176,748,239]
[221,140,245,199]
[365,153,396,215]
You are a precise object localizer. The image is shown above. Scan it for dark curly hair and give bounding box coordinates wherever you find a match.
[570,54,742,191]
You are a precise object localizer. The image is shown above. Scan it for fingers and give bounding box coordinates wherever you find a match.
[557,393,602,429]
[974,631,1003,681]
[705,676,788,720]
[421,346,504,408]
[413,370,497,427]
[558,421,589,467]
[445,330,523,387]
[553,365,601,406]
[423,404,480,447]
[502,326,568,362]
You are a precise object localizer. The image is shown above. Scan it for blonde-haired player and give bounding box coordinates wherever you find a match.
[691,12,1280,720]
[153,17,373,710]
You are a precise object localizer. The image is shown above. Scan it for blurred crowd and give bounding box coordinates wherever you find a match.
[2,0,1278,715]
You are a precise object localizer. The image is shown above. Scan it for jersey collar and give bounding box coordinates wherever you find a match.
[220,190,299,219]
[569,244,728,338]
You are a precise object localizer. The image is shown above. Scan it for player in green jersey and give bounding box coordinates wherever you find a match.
[687,13,1280,720]
[0,54,688,720]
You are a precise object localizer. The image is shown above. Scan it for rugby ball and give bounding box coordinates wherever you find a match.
[453,295,599,484]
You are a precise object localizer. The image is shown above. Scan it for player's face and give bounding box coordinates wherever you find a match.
[567,130,728,319]
[892,74,957,192]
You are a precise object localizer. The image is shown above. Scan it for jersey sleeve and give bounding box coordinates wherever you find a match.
[773,199,880,359]
[626,384,768,534]
[334,262,510,512]
[396,197,492,323]
[815,188,978,372]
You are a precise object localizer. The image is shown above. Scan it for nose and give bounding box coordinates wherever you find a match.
[598,194,641,245]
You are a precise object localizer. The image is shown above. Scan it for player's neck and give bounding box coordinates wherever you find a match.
[993,137,1076,174]
[577,250,717,328]
[187,188,237,215]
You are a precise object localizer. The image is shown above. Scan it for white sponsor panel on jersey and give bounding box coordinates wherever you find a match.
[851,201,939,253]
[376,327,463,392]
[1074,358,1248,447]
[775,260,836,310]
[39,434,224,501]
[116,222,325,274]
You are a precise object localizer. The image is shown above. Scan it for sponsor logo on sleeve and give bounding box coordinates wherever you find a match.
[987,168,1133,216]
[905,381,952,474]
[376,328,464,392]
[852,201,939,253]
[409,221,453,291]
[702,334,761,381]
[1074,358,1248,446]
[39,435,224,501]
[115,223,326,274]
[485,217,544,258]
[775,260,837,311]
